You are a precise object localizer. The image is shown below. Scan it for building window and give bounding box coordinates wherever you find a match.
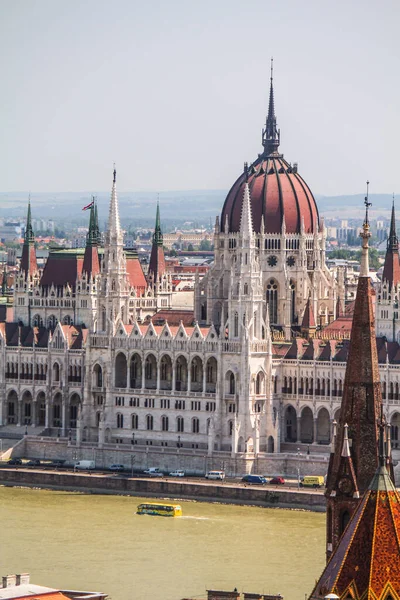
[131,414,138,429]
[117,413,124,429]
[192,418,200,434]
[162,416,169,431]
[146,415,154,430]
[177,416,184,432]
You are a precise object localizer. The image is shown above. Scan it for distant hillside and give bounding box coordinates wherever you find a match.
[0,190,396,228]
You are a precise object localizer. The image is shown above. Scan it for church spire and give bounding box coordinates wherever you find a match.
[82,197,100,278]
[262,58,280,155]
[325,188,387,561]
[86,198,98,247]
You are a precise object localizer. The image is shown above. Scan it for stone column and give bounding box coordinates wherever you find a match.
[202,366,207,396]
[17,401,22,427]
[141,363,145,390]
[156,363,160,392]
[32,401,37,427]
[296,416,301,443]
[45,399,50,429]
[172,362,176,392]
[61,399,66,437]
[98,415,105,448]
[208,423,214,457]
[313,418,318,444]
[187,365,191,393]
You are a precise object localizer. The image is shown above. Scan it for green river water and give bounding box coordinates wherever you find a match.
[0,487,325,600]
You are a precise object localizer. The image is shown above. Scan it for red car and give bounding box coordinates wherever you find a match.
[269,477,285,485]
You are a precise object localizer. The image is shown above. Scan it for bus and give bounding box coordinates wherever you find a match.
[137,503,182,517]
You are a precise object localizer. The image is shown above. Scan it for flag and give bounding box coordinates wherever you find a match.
[82,200,94,211]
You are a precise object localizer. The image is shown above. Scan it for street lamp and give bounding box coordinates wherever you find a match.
[177,435,181,449]
[68,429,72,442]
[24,425,28,436]
[131,432,135,446]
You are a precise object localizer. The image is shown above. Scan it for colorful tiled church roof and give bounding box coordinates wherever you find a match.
[310,440,400,600]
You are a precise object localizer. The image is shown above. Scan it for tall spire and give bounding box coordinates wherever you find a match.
[107,165,122,240]
[86,198,98,247]
[262,57,280,155]
[382,195,400,286]
[82,197,100,277]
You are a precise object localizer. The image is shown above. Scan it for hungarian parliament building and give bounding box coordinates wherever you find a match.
[2,76,400,457]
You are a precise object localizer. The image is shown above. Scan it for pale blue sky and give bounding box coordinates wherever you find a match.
[1,0,399,196]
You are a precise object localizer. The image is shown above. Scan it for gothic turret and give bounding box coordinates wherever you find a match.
[325,189,386,560]
[99,167,129,333]
[148,201,166,283]
[82,198,100,278]
[20,200,38,278]
[382,198,400,286]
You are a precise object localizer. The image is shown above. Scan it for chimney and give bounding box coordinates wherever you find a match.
[18,574,30,585]
[2,575,17,588]
[293,163,298,173]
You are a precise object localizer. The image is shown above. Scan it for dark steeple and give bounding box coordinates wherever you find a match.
[325,190,389,561]
[382,195,400,286]
[262,58,280,155]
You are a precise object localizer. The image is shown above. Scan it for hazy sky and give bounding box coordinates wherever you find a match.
[1,0,400,196]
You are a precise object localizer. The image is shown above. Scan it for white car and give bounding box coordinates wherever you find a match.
[169,470,185,477]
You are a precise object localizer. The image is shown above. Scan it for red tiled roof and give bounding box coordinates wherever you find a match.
[40,251,84,287]
[126,256,147,293]
[151,310,194,326]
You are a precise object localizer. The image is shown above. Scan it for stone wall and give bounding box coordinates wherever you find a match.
[13,437,330,478]
[0,468,326,511]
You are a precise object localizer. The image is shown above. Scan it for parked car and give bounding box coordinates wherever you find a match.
[143,468,164,477]
[50,459,66,468]
[205,470,225,480]
[8,458,22,466]
[169,470,185,477]
[27,459,41,467]
[109,464,125,472]
[242,474,267,485]
[269,476,285,485]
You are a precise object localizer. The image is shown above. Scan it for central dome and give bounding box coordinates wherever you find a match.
[220,74,319,235]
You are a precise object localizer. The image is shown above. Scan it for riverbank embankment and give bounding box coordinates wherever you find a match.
[0,468,326,511]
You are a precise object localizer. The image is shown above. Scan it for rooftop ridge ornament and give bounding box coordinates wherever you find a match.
[244,161,249,182]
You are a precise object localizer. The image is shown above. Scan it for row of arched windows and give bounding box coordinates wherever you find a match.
[116,413,200,434]
[282,377,343,397]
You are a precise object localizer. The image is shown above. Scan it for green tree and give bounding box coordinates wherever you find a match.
[199,239,211,251]
[188,243,194,252]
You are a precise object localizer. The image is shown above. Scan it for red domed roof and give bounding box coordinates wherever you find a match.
[220,68,319,235]
[221,155,319,234]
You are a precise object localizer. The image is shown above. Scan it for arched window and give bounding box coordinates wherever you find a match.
[340,510,350,534]
[117,413,124,429]
[53,362,60,382]
[266,279,278,324]
[244,283,248,295]
[146,415,154,431]
[234,312,239,337]
[94,364,103,387]
[131,414,138,429]
[192,418,200,434]
[162,415,169,431]
[229,372,235,395]
[177,416,184,432]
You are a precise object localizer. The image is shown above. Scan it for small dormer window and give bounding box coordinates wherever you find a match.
[195,333,199,338]
[165,332,168,337]
[134,330,138,335]
[149,331,153,336]
[180,332,184,338]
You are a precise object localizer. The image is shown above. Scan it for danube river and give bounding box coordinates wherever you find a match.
[0,486,325,600]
